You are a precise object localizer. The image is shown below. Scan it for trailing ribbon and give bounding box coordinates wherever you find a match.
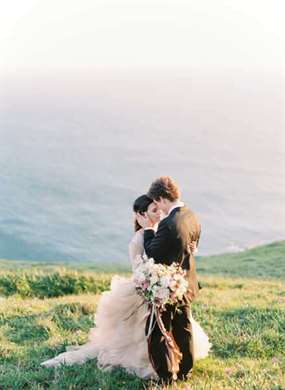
[146,304,183,381]
[146,303,156,338]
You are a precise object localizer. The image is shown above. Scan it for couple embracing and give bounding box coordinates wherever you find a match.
[42,176,211,384]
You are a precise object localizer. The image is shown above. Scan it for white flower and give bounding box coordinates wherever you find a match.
[176,284,188,300]
[152,285,159,294]
[134,271,146,284]
[135,254,143,264]
[155,287,170,301]
[150,274,159,285]
[160,275,171,288]
[169,279,177,291]
[181,279,188,289]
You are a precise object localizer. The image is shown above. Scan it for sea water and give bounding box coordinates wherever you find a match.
[0,69,284,263]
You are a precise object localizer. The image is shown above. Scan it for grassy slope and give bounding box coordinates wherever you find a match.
[0,258,130,273]
[197,240,285,279]
[0,241,284,389]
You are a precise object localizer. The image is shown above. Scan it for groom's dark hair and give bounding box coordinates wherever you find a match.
[147,176,180,202]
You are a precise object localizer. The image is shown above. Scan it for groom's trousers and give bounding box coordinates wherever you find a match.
[146,303,193,383]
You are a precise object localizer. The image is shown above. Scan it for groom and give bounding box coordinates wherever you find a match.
[136,176,201,383]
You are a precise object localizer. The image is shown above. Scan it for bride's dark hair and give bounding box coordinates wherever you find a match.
[133,195,153,232]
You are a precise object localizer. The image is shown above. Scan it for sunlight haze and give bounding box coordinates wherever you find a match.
[0,0,284,74]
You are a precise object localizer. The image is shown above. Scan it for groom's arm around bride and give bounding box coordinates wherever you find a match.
[137,176,201,295]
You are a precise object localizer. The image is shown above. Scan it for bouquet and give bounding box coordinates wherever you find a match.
[133,256,189,380]
[133,256,188,310]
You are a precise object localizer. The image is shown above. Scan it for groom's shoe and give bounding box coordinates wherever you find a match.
[177,369,193,382]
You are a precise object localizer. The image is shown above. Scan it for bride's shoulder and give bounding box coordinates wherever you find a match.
[129,229,144,245]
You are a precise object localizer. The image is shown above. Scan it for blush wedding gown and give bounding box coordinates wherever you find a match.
[41,229,211,379]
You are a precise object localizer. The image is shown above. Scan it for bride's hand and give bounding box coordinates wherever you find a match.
[136,212,153,229]
[189,241,198,254]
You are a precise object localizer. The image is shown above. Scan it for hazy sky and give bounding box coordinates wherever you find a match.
[0,0,284,74]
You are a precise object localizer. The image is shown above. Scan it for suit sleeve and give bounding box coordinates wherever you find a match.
[144,219,171,263]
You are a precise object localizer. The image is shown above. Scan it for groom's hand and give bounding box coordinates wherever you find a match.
[136,212,153,229]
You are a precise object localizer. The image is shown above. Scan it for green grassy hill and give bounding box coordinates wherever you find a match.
[0,241,284,389]
[197,240,285,279]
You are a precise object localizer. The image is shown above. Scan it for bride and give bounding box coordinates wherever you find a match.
[41,195,211,379]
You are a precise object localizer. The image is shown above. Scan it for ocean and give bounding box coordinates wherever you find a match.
[0,69,284,264]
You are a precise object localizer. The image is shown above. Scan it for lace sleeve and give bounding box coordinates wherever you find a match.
[128,229,144,272]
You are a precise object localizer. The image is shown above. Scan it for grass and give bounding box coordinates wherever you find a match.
[196,240,285,279]
[0,241,284,389]
[0,269,113,298]
[0,258,130,273]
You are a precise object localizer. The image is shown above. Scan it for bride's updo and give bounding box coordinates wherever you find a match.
[133,195,153,231]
